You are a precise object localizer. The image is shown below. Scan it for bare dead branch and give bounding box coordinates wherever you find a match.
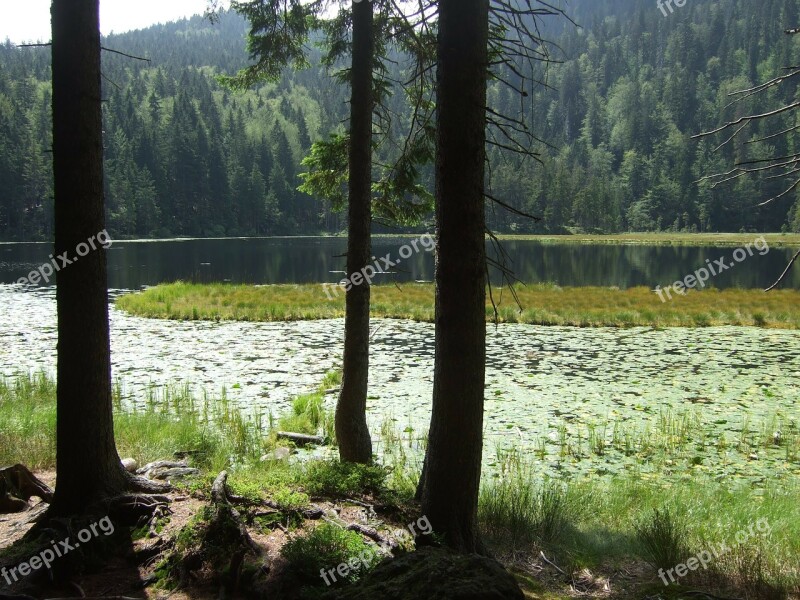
[765,249,800,291]
[692,101,800,139]
[100,46,151,62]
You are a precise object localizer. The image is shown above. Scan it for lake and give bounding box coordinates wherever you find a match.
[2,236,799,484]
[1,285,798,485]
[1,236,799,290]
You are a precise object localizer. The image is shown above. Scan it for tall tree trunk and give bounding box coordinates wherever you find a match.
[416,0,489,552]
[48,0,129,516]
[335,0,374,464]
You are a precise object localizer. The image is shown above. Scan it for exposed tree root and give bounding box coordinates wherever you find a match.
[261,497,325,520]
[2,465,175,590]
[168,471,264,592]
[105,493,172,526]
[125,473,172,495]
[209,471,263,557]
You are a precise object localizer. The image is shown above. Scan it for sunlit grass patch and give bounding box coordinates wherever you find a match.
[117,282,800,329]
[0,373,57,469]
[0,373,273,475]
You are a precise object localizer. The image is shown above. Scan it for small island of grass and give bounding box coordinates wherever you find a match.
[116,281,800,328]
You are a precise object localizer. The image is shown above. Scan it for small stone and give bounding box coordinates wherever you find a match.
[121,458,138,473]
[260,447,292,462]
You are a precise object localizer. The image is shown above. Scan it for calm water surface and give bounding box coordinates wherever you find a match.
[0,237,797,290]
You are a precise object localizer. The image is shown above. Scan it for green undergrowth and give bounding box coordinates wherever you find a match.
[116,281,800,329]
[281,522,374,585]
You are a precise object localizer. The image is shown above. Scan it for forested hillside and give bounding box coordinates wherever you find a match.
[1,0,799,240]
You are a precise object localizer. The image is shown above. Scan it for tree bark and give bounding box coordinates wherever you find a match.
[416,0,489,552]
[336,0,374,464]
[48,0,130,516]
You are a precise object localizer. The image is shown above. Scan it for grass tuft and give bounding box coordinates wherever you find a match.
[634,507,689,571]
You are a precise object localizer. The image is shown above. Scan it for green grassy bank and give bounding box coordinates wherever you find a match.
[1,372,798,596]
[116,281,800,329]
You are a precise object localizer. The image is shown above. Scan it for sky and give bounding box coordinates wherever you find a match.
[1,0,222,44]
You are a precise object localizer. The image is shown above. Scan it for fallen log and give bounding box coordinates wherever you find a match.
[346,522,388,545]
[136,459,188,475]
[276,431,325,446]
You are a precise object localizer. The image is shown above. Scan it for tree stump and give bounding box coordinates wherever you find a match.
[0,464,53,513]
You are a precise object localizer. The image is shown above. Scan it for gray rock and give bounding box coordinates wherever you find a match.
[261,447,293,462]
[121,457,138,473]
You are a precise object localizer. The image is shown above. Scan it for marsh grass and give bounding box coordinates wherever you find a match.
[377,415,426,501]
[0,373,57,469]
[115,382,268,472]
[534,409,800,474]
[117,282,800,329]
[2,372,281,475]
